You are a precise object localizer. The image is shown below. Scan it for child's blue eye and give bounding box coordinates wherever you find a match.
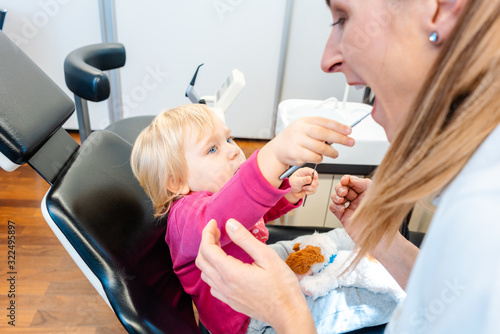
[227,137,234,143]
[208,146,217,154]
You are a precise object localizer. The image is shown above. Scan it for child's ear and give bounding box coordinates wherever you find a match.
[167,179,190,195]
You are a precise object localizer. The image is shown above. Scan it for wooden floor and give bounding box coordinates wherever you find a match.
[0,132,266,333]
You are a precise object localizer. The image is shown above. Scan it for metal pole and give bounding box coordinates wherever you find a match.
[271,0,294,138]
[74,95,92,143]
[99,0,123,124]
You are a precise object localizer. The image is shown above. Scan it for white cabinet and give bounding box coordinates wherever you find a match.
[281,173,336,228]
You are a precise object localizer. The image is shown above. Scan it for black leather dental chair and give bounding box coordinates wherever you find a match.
[63,42,155,144]
[0,30,424,334]
[0,31,199,333]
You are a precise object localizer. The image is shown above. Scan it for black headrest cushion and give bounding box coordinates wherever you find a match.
[64,43,126,102]
[0,31,74,165]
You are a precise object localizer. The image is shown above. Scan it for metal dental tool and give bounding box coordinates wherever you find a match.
[279,111,372,180]
[301,163,317,207]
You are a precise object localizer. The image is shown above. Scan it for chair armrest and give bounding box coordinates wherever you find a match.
[268,225,425,248]
[267,225,333,244]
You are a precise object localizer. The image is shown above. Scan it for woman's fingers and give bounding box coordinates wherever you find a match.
[196,220,226,286]
[334,175,371,202]
[334,184,359,202]
[330,175,372,225]
[340,175,370,193]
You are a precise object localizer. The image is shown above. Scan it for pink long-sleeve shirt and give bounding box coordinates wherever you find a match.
[166,151,299,334]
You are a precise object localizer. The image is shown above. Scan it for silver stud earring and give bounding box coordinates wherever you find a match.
[429,31,439,43]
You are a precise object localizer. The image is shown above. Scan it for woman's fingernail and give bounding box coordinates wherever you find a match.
[336,205,344,211]
[345,127,352,134]
[226,219,238,231]
[352,176,359,180]
[334,195,341,202]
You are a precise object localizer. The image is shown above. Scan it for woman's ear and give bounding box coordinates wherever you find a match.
[427,0,468,45]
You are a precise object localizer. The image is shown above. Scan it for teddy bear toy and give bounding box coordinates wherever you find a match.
[285,229,405,301]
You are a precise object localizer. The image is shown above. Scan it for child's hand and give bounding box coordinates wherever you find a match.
[285,167,319,204]
[257,117,354,188]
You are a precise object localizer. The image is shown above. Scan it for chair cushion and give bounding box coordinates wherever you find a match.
[0,31,74,165]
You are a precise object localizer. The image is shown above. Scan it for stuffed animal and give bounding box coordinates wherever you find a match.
[285,230,405,301]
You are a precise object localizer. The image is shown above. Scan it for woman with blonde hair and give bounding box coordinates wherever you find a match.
[196,0,500,332]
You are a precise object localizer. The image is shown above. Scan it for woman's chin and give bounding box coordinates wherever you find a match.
[371,97,393,142]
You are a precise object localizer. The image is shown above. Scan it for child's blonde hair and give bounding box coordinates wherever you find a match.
[131,104,215,217]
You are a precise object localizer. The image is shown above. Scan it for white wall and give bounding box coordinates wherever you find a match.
[114,0,287,139]
[2,0,364,139]
[281,0,364,103]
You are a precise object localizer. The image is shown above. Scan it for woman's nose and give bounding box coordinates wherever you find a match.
[321,29,343,73]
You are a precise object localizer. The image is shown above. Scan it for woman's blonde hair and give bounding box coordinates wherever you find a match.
[130,104,215,217]
[351,0,500,263]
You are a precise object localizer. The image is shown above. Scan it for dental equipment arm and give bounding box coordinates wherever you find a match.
[185,63,246,122]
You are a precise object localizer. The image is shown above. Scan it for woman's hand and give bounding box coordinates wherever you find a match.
[329,175,371,243]
[285,167,319,204]
[330,176,419,289]
[196,219,316,334]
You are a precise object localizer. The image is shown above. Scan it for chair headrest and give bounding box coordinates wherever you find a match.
[0,31,75,166]
[64,43,126,102]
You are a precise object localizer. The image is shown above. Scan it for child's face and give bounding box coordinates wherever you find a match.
[183,114,246,194]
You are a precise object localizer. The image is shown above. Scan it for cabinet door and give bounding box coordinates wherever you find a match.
[324,175,345,229]
[281,173,334,227]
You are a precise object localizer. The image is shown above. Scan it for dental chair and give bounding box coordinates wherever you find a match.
[0,31,199,333]
[63,42,155,144]
[0,31,423,334]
